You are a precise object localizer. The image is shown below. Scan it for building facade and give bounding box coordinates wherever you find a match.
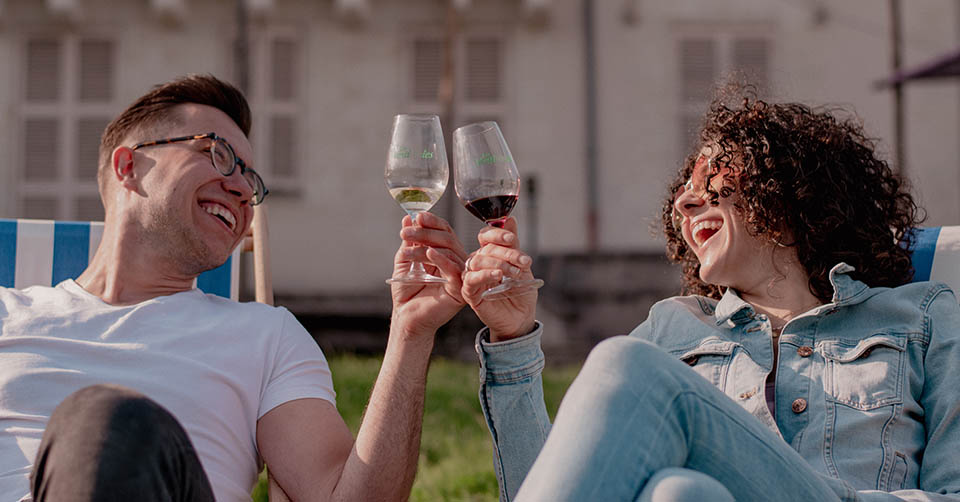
[1,0,958,352]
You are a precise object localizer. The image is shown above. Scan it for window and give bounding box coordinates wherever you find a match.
[407,32,510,242]
[235,30,302,196]
[409,33,508,122]
[678,32,770,154]
[19,36,115,220]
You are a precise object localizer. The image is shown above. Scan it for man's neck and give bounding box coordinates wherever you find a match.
[75,225,196,306]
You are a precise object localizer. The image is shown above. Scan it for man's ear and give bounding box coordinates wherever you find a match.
[112,146,137,191]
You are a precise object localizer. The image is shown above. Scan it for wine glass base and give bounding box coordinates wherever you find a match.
[480,278,544,299]
[386,274,448,284]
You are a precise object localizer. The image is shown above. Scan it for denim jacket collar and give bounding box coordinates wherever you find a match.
[713,262,869,327]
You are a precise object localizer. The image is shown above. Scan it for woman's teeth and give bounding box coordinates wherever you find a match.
[692,220,722,246]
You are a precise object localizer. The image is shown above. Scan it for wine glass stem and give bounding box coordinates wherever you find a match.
[409,260,429,275]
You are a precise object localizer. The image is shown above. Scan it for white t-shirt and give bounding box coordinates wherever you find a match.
[0,280,336,502]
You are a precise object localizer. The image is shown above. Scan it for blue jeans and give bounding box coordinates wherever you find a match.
[515,336,850,501]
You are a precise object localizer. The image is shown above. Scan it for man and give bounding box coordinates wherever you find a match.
[0,74,469,501]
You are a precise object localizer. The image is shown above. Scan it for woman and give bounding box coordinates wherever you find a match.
[460,89,960,501]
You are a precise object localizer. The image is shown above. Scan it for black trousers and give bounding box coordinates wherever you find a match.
[30,384,215,502]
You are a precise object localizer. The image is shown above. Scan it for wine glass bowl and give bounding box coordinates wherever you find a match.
[384,114,449,284]
[452,121,544,298]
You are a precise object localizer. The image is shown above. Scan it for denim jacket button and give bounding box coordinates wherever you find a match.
[797,346,814,357]
[792,398,808,413]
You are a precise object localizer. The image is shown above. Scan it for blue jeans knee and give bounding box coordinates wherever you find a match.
[638,467,735,502]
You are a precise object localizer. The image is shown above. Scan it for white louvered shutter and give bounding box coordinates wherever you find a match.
[680,38,716,103]
[271,38,296,101]
[23,197,59,219]
[270,116,295,178]
[268,37,298,185]
[24,119,59,181]
[79,39,113,102]
[465,38,500,102]
[76,117,110,180]
[75,195,105,221]
[26,39,61,102]
[413,38,443,102]
[679,38,716,151]
[732,38,769,94]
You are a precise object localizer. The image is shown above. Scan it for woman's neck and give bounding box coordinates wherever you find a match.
[735,247,822,329]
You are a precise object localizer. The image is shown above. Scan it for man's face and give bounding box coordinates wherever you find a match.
[130,104,255,276]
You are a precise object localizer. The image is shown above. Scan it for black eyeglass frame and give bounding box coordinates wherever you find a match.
[132,132,269,206]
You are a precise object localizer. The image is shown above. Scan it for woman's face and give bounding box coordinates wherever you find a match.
[672,146,773,290]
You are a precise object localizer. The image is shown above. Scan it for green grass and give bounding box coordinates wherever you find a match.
[252,353,580,501]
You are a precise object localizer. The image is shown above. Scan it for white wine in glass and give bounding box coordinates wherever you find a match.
[385,114,449,284]
[453,121,544,298]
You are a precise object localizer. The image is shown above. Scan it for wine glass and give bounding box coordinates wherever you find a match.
[453,121,544,298]
[384,114,449,284]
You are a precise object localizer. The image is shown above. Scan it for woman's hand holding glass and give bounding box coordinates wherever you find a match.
[461,217,538,342]
[452,121,544,299]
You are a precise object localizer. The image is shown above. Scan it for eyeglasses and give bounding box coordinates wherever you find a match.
[132,132,269,206]
[671,153,736,229]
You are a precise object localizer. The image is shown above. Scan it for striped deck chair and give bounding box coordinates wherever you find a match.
[0,219,241,299]
[0,206,273,303]
[0,208,284,499]
[909,226,960,296]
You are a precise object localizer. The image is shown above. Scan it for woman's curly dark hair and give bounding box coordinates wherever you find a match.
[661,86,924,302]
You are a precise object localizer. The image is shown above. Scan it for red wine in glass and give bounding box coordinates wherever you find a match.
[463,194,518,228]
[452,121,544,299]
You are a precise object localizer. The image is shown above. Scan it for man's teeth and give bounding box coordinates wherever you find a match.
[203,204,236,230]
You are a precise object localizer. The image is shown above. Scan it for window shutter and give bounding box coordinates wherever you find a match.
[269,116,295,177]
[232,39,252,94]
[270,39,296,101]
[413,39,442,102]
[465,38,500,101]
[26,39,61,102]
[79,39,113,102]
[680,38,716,102]
[680,113,704,153]
[23,197,59,219]
[24,119,60,181]
[75,195,105,221]
[76,117,110,180]
[732,38,769,92]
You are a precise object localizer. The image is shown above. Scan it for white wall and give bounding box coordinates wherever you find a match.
[1,0,958,296]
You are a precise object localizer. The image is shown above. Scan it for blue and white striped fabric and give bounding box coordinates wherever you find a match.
[910,226,960,297]
[0,218,240,300]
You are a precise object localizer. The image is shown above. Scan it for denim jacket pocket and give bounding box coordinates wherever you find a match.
[674,340,738,390]
[821,333,906,410]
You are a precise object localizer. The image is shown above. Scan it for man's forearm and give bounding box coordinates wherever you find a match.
[331,321,433,502]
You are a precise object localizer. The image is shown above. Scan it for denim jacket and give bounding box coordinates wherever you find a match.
[476,264,960,501]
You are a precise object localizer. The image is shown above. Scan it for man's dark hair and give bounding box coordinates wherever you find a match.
[661,84,924,302]
[97,74,251,192]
